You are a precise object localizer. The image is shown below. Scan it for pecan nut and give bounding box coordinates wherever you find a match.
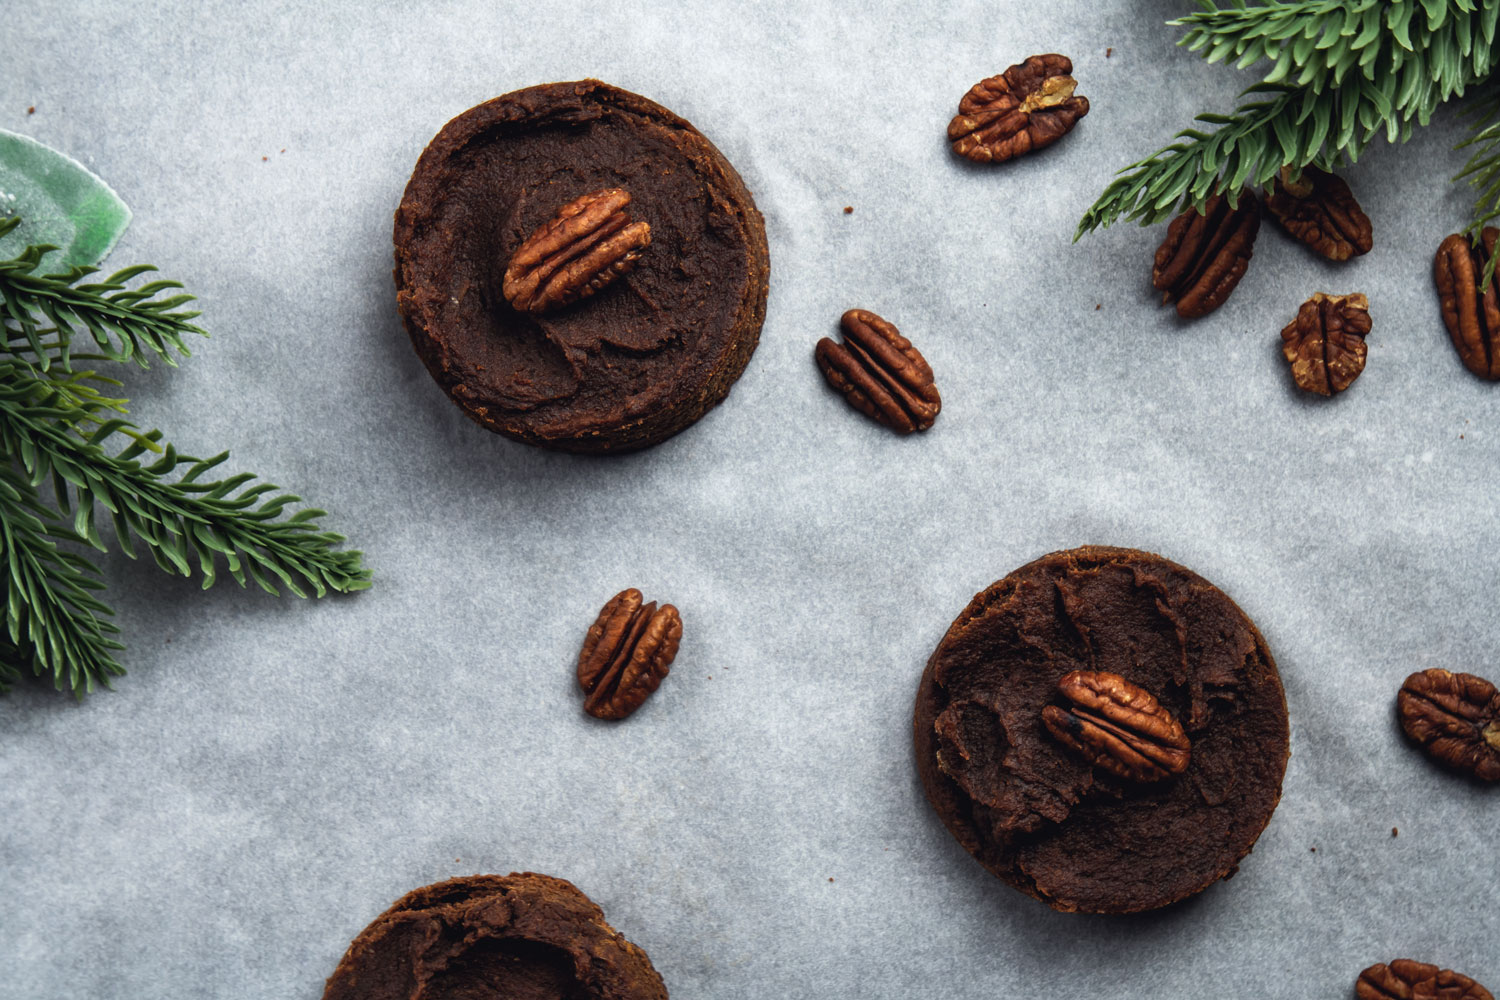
[815,309,940,434]
[1434,228,1500,380]
[1152,191,1261,319]
[1041,670,1190,782]
[1357,960,1494,1000]
[1397,668,1500,782]
[1265,166,1373,261]
[502,188,651,314]
[948,54,1089,164]
[1280,292,1372,396]
[577,588,681,721]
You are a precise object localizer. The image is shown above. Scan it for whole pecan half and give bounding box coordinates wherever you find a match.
[1396,668,1500,782]
[1152,191,1261,319]
[1265,166,1373,261]
[1280,292,1372,396]
[1434,228,1500,380]
[1041,670,1190,782]
[948,54,1089,164]
[815,309,940,434]
[502,188,651,314]
[577,588,681,721]
[1357,960,1494,1000]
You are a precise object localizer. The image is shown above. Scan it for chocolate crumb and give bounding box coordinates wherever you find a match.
[1094,303,1101,310]
[827,877,834,882]
[1106,48,1113,58]
[26,106,35,115]
[1310,846,1317,853]
[1391,827,1398,837]
[262,156,268,161]
[843,206,853,214]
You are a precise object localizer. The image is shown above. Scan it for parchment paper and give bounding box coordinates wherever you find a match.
[3,2,1497,997]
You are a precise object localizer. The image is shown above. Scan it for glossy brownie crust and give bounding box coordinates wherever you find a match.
[914,546,1290,914]
[323,873,668,1000]
[394,79,770,453]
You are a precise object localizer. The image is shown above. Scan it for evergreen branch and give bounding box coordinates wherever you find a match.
[1078,82,1385,236]
[0,463,123,696]
[1079,1,1500,237]
[0,364,371,602]
[1456,89,1500,237]
[0,216,205,373]
[1176,1,1499,105]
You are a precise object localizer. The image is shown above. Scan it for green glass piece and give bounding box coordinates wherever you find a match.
[0,129,131,269]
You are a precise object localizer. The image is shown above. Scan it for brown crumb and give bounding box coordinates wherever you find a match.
[843,206,853,214]
[1309,846,1317,853]
[1106,47,1113,58]
[280,148,286,153]
[27,106,35,115]
[827,877,834,882]
[1094,303,1101,310]
[1391,827,1398,837]
[262,156,268,161]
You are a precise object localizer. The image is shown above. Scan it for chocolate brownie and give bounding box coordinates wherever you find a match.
[393,80,770,453]
[914,546,1290,913]
[323,873,668,999]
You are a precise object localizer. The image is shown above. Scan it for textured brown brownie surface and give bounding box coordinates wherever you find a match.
[914,546,1290,914]
[322,873,668,999]
[393,79,769,453]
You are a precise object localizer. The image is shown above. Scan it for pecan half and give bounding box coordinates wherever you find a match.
[502,188,651,314]
[577,588,681,721]
[815,309,940,434]
[1357,960,1494,1000]
[1152,191,1261,319]
[1280,292,1372,396]
[948,54,1089,164]
[1434,228,1500,380]
[1397,668,1500,782]
[1041,670,1190,782]
[1265,166,1372,261]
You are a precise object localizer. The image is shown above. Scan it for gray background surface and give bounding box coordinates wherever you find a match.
[3,2,1498,997]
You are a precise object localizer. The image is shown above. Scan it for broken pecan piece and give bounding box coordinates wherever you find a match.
[1357,960,1494,1000]
[1280,292,1372,396]
[1434,228,1500,380]
[1397,668,1500,782]
[1152,191,1261,319]
[1265,166,1373,261]
[502,188,651,314]
[815,309,940,434]
[1041,670,1190,782]
[948,54,1089,164]
[577,588,681,721]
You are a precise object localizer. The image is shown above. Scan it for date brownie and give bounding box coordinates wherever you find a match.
[394,80,770,453]
[914,546,1290,913]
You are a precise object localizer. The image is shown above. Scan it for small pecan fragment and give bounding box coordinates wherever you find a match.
[1152,190,1261,319]
[1434,228,1500,380]
[1041,670,1190,782]
[1265,166,1373,261]
[948,54,1089,164]
[1357,960,1494,1000]
[1396,668,1500,782]
[577,588,681,721]
[1280,292,1372,396]
[815,309,940,434]
[502,188,651,314]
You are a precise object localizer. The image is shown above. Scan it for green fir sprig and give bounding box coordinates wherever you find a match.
[0,217,369,697]
[1078,1,1500,239]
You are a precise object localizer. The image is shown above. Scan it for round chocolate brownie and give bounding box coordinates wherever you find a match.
[322,873,667,1000]
[393,79,770,453]
[914,546,1290,914]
